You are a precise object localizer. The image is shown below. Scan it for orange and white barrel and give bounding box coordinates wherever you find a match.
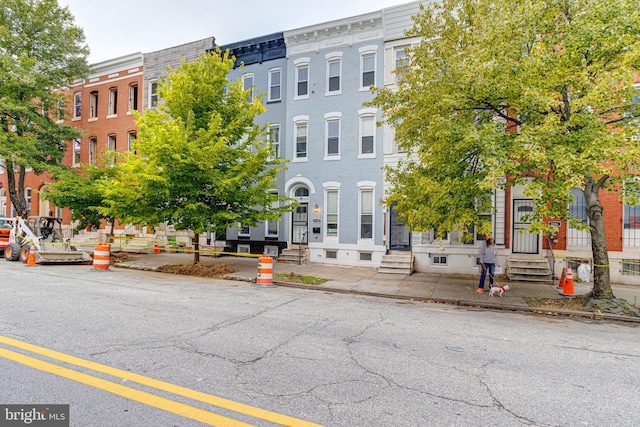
[256,255,273,286]
[92,243,111,271]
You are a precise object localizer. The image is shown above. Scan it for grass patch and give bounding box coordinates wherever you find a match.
[275,272,326,285]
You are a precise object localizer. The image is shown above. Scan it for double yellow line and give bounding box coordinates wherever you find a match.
[0,336,324,427]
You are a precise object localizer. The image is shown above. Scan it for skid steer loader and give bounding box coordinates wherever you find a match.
[4,216,91,264]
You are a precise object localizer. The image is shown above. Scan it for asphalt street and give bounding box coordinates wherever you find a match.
[1,262,639,426]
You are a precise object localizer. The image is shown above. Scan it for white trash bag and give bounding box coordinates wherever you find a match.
[577,264,591,283]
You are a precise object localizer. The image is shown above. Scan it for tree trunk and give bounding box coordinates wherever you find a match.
[583,176,614,299]
[5,161,27,218]
[193,233,200,264]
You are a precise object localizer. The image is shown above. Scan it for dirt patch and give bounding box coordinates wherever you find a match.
[109,252,139,264]
[526,296,640,317]
[156,263,238,278]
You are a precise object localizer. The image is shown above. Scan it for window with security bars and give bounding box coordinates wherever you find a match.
[622,260,640,275]
[568,188,591,246]
[624,203,640,247]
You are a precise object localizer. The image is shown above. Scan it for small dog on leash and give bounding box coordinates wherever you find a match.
[489,285,510,297]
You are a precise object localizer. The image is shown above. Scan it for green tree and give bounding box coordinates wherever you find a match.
[102,50,293,263]
[372,0,640,301]
[0,0,89,217]
[42,161,118,237]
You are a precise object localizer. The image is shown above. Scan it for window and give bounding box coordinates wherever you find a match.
[0,189,5,216]
[568,188,590,246]
[73,138,81,166]
[325,114,341,158]
[237,244,250,254]
[360,189,374,239]
[243,73,254,102]
[239,224,250,236]
[0,158,4,174]
[395,45,410,82]
[293,116,308,161]
[359,109,376,157]
[89,137,97,165]
[326,250,337,259]
[108,134,116,152]
[25,188,32,213]
[359,47,377,89]
[89,91,98,119]
[268,68,281,102]
[108,87,118,116]
[149,80,158,107]
[56,99,65,121]
[266,191,279,237]
[359,252,372,261]
[326,189,339,237]
[108,134,116,166]
[128,83,138,111]
[73,92,82,118]
[624,201,640,247]
[294,59,309,99]
[268,125,280,160]
[128,132,137,152]
[622,260,640,276]
[325,52,342,94]
[433,255,448,265]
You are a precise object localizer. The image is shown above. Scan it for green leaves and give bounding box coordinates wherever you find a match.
[1,0,89,216]
[105,50,292,239]
[372,0,640,237]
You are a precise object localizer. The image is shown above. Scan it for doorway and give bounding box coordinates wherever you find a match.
[512,199,539,254]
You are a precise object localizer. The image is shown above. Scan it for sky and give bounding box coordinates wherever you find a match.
[59,0,417,64]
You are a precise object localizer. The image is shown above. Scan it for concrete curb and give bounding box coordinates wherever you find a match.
[274,281,640,324]
[113,263,640,324]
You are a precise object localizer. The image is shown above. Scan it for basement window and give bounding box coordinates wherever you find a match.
[432,255,448,266]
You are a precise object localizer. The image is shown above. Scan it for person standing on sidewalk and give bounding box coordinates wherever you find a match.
[477,237,497,293]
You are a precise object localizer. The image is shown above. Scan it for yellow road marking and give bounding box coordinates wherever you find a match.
[0,336,324,427]
[0,348,254,427]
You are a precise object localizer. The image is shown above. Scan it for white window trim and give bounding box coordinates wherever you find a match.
[89,137,97,165]
[72,138,81,167]
[238,223,250,237]
[108,87,118,117]
[265,191,279,238]
[128,83,138,113]
[242,73,255,101]
[292,115,309,163]
[268,68,282,102]
[359,45,378,91]
[325,52,343,96]
[324,182,341,241]
[358,181,376,243]
[148,80,158,108]
[324,112,342,161]
[268,124,281,160]
[358,107,377,159]
[294,57,310,100]
[73,92,82,119]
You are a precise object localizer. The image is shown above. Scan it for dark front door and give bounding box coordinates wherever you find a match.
[292,203,308,244]
[389,204,411,250]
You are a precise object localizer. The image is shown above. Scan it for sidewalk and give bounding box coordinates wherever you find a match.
[115,253,640,322]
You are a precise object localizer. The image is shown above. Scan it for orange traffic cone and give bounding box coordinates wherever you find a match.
[154,241,159,254]
[563,265,575,296]
[557,267,566,289]
[26,245,37,267]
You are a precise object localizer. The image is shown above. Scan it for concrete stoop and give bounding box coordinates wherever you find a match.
[378,252,413,275]
[277,245,309,264]
[507,257,552,283]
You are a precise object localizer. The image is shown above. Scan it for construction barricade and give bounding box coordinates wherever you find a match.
[256,255,275,287]
[92,243,111,271]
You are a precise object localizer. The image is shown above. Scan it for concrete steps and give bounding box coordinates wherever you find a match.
[507,257,552,283]
[277,245,309,264]
[378,252,413,275]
